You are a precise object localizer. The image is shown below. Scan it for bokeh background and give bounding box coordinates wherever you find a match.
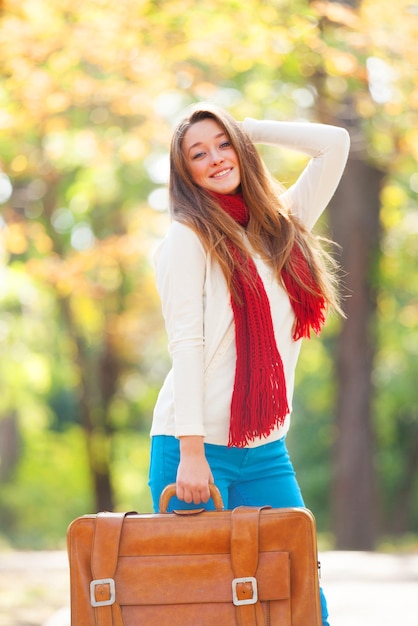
[0,0,417,557]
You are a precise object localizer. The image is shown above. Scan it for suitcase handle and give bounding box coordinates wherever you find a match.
[159,483,224,513]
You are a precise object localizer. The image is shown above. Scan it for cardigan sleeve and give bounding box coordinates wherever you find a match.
[154,221,207,437]
[242,117,350,230]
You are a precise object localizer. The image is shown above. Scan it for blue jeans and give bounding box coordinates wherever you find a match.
[149,435,330,625]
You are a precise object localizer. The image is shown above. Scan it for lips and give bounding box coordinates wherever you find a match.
[211,168,232,178]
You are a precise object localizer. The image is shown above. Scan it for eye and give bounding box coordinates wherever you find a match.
[220,141,231,149]
[191,151,205,160]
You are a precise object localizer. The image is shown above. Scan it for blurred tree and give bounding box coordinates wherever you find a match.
[0,0,417,546]
[309,0,382,550]
[0,0,170,512]
[306,0,418,548]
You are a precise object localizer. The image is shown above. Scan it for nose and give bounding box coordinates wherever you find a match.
[210,149,224,165]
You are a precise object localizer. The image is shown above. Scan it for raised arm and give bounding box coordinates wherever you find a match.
[242,117,350,229]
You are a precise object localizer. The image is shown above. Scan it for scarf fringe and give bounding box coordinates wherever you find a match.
[210,191,326,447]
[228,364,289,448]
[282,245,327,340]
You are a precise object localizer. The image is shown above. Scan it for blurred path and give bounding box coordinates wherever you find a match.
[321,550,418,626]
[0,550,417,625]
[0,551,69,626]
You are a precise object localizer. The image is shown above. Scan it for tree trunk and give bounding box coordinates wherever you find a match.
[42,173,115,513]
[328,155,384,549]
[59,297,116,513]
[0,412,20,481]
[307,0,383,549]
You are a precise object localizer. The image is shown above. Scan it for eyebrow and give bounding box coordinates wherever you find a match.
[187,131,226,155]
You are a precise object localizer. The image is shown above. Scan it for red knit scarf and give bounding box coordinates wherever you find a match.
[211,191,326,447]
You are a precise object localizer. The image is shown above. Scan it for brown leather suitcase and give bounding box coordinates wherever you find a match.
[67,484,322,626]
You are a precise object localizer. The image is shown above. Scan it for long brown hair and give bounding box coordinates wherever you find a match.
[169,103,342,313]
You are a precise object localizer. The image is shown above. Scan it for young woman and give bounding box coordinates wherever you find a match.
[149,103,350,625]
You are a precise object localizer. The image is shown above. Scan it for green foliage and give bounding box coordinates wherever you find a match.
[0,426,153,549]
[0,0,417,547]
[0,426,92,549]
[112,432,154,514]
[288,322,339,530]
[373,181,418,532]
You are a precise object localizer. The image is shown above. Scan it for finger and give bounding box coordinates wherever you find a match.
[200,485,211,503]
[192,490,202,505]
[201,473,215,502]
[176,483,186,502]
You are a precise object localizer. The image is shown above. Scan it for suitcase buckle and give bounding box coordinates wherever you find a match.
[232,576,258,606]
[90,578,116,607]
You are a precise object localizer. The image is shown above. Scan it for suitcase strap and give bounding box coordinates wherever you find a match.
[91,511,131,626]
[91,506,268,626]
[231,506,270,626]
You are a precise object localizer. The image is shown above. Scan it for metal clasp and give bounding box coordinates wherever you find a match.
[90,578,116,607]
[232,576,258,606]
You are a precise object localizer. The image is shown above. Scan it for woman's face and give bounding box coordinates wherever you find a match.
[182,118,241,195]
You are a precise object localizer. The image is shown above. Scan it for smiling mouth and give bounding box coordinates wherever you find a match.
[212,168,232,179]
